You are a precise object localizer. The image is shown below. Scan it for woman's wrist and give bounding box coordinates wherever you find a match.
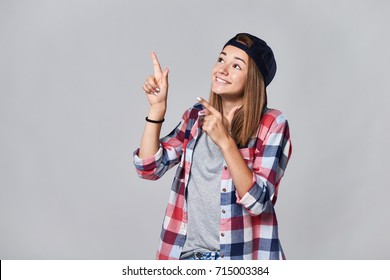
[219,135,236,153]
[148,104,166,120]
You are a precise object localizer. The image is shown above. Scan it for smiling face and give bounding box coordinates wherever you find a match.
[211,45,249,101]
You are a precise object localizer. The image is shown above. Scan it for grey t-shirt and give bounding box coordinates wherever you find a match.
[181,132,224,258]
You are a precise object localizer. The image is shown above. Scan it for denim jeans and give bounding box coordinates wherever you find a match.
[181,251,221,260]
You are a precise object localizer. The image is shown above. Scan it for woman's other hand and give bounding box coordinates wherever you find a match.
[197,97,240,149]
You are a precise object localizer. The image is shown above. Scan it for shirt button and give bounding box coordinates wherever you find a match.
[221,232,225,237]
[222,209,226,214]
[222,188,227,192]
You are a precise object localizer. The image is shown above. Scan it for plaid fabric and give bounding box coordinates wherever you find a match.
[133,103,292,260]
[181,251,222,260]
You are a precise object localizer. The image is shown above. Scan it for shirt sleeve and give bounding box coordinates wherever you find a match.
[236,113,292,216]
[133,108,192,181]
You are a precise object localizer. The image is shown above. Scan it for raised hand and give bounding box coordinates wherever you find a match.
[142,52,170,108]
[197,97,241,148]
[138,53,170,159]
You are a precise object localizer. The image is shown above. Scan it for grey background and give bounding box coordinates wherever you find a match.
[1,0,389,259]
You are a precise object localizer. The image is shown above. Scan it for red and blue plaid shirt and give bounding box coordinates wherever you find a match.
[133,103,292,260]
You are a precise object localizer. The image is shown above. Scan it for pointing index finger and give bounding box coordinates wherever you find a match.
[151,51,163,75]
[196,97,219,115]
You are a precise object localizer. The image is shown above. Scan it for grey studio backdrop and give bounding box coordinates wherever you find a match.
[1,0,389,260]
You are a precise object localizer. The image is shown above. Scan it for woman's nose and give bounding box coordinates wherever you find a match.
[218,64,228,75]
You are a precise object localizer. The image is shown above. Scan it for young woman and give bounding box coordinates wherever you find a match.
[133,33,292,260]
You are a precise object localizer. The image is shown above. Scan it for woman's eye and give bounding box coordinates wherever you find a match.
[233,64,242,70]
[218,57,224,63]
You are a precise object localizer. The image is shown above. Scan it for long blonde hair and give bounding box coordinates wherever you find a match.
[209,34,267,147]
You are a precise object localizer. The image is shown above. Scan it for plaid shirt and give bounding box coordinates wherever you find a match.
[133,103,292,260]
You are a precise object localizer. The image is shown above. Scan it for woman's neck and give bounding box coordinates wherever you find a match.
[221,98,243,117]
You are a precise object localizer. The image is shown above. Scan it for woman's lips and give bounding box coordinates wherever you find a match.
[215,77,230,84]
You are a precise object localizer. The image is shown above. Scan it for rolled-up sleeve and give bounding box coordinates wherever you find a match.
[133,146,164,180]
[236,114,292,216]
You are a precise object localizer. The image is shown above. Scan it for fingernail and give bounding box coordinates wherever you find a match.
[153,92,158,96]
[156,88,160,92]
[196,97,202,101]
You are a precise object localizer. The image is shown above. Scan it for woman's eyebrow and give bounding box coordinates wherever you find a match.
[220,51,247,65]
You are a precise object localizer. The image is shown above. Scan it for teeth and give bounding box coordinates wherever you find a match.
[216,77,228,83]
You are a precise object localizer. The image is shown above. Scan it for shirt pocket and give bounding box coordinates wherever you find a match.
[239,147,255,170]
